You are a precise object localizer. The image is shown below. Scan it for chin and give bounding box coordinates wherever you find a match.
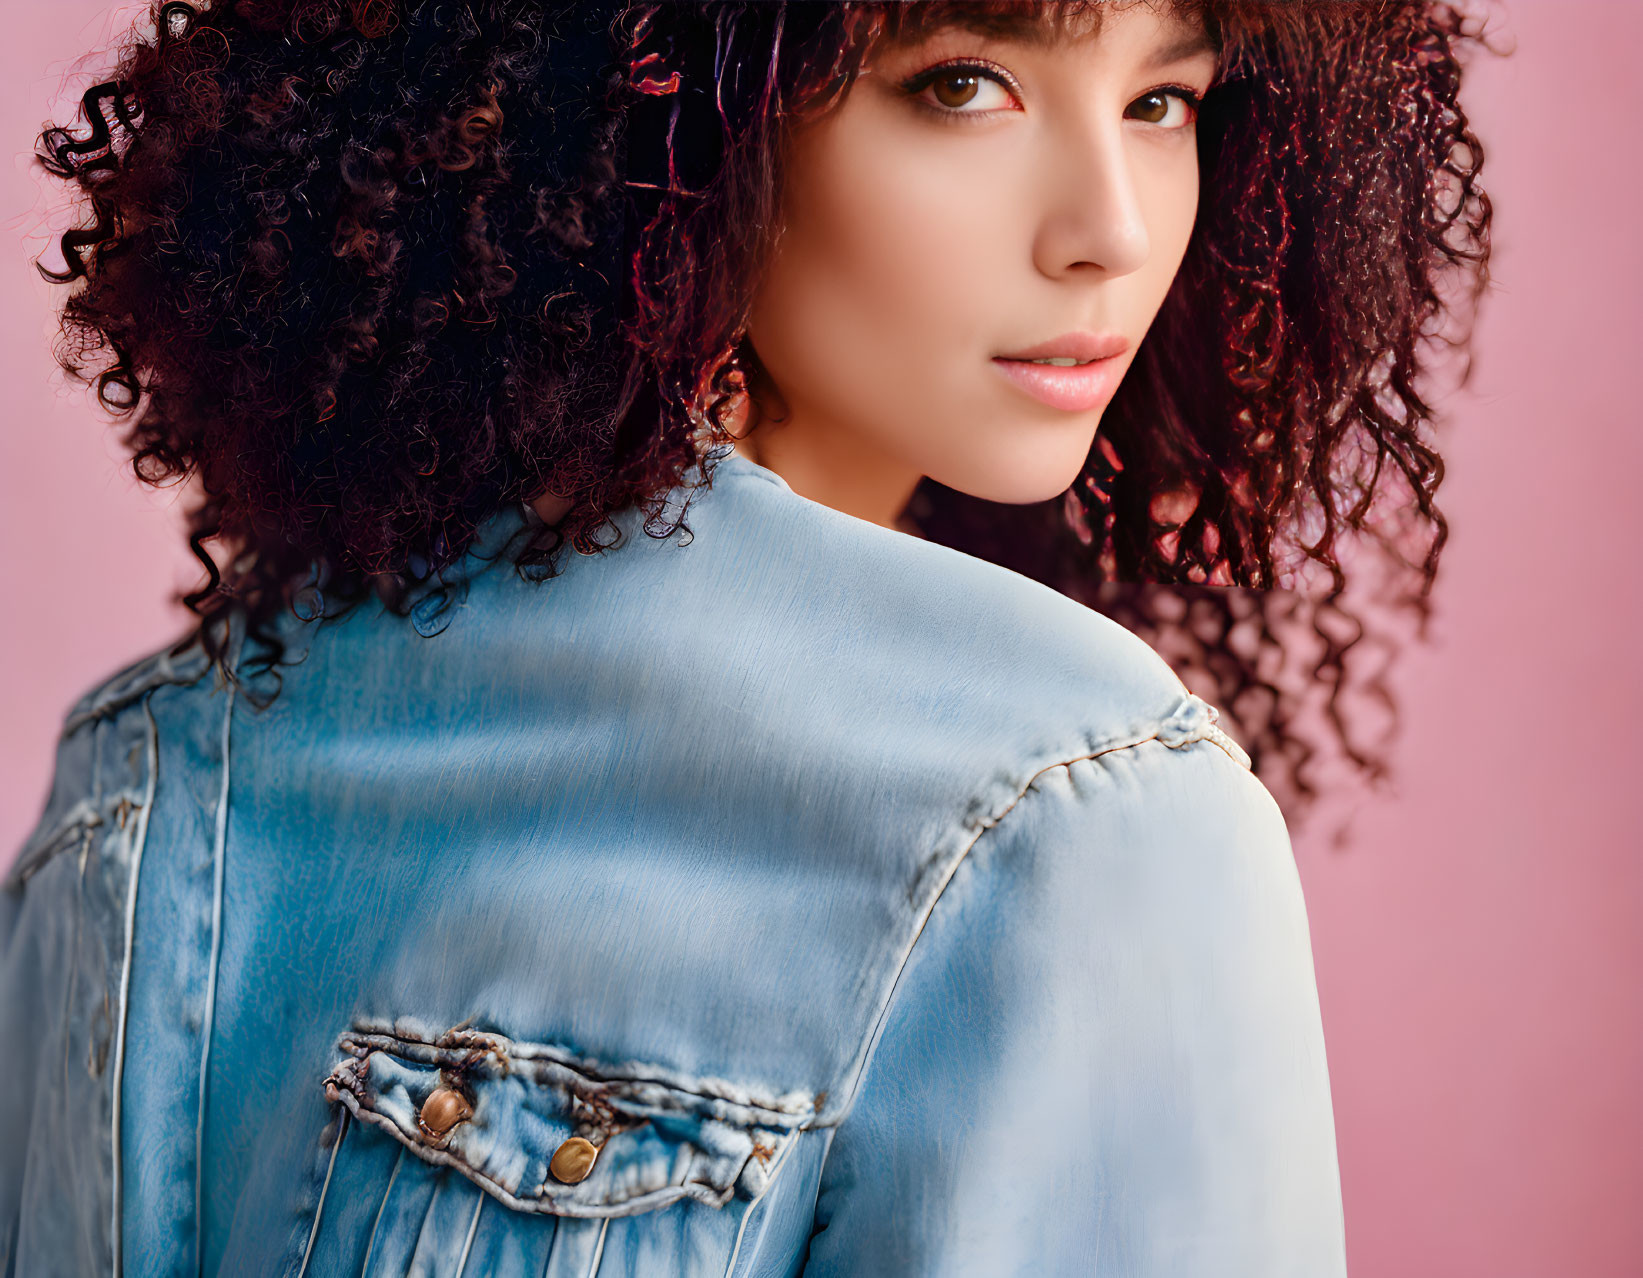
[932,435,1096,507]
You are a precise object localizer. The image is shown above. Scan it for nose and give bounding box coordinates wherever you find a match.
[1032,120,1151,280]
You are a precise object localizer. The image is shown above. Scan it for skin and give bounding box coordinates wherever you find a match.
[721,2,1220,531]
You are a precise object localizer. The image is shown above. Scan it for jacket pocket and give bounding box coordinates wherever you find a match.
[321,1018,819,1220]
[295,1017,825,1277]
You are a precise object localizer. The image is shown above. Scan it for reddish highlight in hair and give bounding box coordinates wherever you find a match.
[33,0,1495,812]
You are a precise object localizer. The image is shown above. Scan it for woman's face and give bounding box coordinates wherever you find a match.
[737,2,1219,524]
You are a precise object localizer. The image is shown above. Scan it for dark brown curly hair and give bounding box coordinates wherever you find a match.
[34,0,1493,814]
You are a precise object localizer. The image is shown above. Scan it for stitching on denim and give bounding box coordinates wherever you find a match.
[194,681,234,1276]
[585,1217,611,1277]
[1202,721,1252,769]
[453,1192,485,1278]
[721,1128,808,1278]
[359,1145,405,1274]
[325,1028,809,1216]
[59,847,85,1108]
[295,1108,349,1278]
[830,698,1251,1129]
[7,803,103,887]
[327,1093,765,1218]
[62,644,212,736]
[108,690,159,1278]
[339,1024,817,1122]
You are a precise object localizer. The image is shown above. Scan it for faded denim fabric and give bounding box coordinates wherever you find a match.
[0,449,1348,1276]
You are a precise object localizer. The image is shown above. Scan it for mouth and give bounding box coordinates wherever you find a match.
[996,331,1131,364]
[991,331,1130,412]
[992,356,1125,413]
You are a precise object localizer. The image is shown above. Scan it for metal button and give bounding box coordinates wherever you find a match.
[418,1086,472,1140]
[549,1136,600,1184]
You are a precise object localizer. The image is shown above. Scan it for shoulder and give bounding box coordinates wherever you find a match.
[630,454,1261,910]
[664,461,1286,1111]
[8,634,211,887]
[806,732,1346,1276]
[980,735,1295,948]
[67,632,213,727]
[678,455,1205,766]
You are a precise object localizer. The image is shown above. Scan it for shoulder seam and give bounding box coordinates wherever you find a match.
[816,692,1248,1129]
[960,696,1251,847]
[10,646,209,888]
[63,639,212,735]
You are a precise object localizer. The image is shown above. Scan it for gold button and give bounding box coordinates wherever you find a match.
[549,1136,600,1184]
[418,1086,472,1139]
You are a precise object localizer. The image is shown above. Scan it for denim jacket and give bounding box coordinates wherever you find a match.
[1,449,1347,1276]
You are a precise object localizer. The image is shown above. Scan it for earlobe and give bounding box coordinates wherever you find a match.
[725,382,758,442]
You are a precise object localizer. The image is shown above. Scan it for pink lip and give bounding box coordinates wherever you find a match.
[998,331,1130,363]
[992,358,1123,413]
[992,331,1131,412]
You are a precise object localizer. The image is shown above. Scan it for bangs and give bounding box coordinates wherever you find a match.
[875,0,1220,54]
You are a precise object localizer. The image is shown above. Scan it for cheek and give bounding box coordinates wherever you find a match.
[1136,154,1200,311]
[748,116,1010,412]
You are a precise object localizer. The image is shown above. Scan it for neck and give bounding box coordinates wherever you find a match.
[731,408,923,534]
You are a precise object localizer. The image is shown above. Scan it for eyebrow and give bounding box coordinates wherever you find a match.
[1142,31,1221,71]
[921,11,1221,68]
[928,10,1063,50]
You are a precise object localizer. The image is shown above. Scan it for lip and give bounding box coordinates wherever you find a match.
[997,331,1130,363]
[992,331,1131,413]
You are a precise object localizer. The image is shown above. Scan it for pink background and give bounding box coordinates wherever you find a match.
[3,3,1638,1273]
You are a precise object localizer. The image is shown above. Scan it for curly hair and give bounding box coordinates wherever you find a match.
[33,0,1493,815]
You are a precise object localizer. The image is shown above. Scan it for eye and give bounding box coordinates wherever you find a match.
[1124,87,1203,129]
[900,60,1022,118]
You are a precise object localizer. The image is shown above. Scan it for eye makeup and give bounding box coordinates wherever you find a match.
[898,57,1207,129]
[898,58,1024,119]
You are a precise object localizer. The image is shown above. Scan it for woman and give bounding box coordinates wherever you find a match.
[2,0,1490,1273]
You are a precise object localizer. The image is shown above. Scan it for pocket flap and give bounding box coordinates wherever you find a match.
[321,1019,819,1219]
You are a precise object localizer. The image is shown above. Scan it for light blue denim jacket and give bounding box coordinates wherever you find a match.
[1,449,1347,1276]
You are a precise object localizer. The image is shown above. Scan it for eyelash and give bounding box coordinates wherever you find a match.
[898,58,1205,128]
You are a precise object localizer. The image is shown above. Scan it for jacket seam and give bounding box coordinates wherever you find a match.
[6,804,103,889]
[358,1146,406,1274]
[721,1126,808,1277]
[108,689,160,1278]
[824,721,1243,1129]
[62,644,212,736]
[335,1024,817,1121]
[453,1191,484,1278]
[294,1108,349,1278]
[193,681,234,1274]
